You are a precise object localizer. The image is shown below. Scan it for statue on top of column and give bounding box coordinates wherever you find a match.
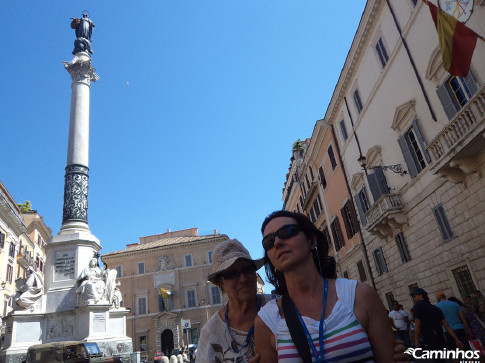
[71,11,95,55]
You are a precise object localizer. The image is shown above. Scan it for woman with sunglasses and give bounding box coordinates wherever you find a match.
[254,210,395,362]
[196,238,272,363]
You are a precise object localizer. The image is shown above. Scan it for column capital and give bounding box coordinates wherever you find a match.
[63,58,99,86]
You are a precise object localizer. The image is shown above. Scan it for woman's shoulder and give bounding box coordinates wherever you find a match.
[200,307,224,334]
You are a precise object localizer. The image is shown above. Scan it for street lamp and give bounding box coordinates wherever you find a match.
[358,156,407,176]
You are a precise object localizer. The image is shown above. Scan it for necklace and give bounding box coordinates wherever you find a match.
[293,278,328,363]
[225,296,261,353]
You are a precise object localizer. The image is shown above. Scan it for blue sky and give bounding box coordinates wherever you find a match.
[1,1,365,292]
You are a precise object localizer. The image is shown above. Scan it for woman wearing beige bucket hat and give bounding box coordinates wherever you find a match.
[196,238,271,363]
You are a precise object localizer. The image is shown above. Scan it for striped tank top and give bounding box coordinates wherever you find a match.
[258,278,374,362]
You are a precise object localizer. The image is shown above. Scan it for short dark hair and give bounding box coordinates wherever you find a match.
[261,210,336,295]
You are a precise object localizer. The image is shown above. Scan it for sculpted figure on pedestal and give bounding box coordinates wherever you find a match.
[71,12,95,55]
[76,256,119,306]
[76,257,106,304]
[15,266,44,309]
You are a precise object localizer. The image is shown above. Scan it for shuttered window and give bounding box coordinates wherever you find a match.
[436,71,478,120]
[395,232,411,263]
[354,187,370,226]
[331,217,345,251]
[353,89,363,114]
[367,166,390,202]
[375,37,389,68]
[372,247,388,275]
[433,204,454,242]
[341,200,360,238]
[357,260,367,282]
[318,166,327,189]
[328,146,337,170]
[339,120,348,141]
[0,232,5,249]
[398,119,431,178]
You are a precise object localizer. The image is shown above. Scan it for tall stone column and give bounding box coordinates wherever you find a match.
[61,54,99,233]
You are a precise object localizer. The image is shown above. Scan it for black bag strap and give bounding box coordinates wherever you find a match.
[281,294,312,363]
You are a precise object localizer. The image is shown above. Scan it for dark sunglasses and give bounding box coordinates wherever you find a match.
[221,265,257,280]
[262,224,301,251]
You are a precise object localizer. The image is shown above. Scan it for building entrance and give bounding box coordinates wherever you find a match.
[161,329,174,355]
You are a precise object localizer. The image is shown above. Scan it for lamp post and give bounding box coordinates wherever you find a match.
[358,156,408,176]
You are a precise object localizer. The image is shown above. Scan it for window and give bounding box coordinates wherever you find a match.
[357,260,367,282]
[341,200,360,238]
[367,166,390,202]
[436,72,478,119]
[330,217,344,251]
[6,264,13,284]
[318,166,327,189]
[433,204,454,242]
[0,232,4,248]
[138,262,145,275]
[343,270,349,279]
[210,286,221,305]
[137,297,147,315]
[398,119,431,178]
[115,265,123,278]
[395,232,411,263]
[8,242,15,258]
[158,293,165,311]
[385,292,395,311]
[308,166,314,181]
[139,335,147,351]
[322,227,332,249]
[354,187,370,226]
[185,255,193,267]
[186,289,197,308]
[208,251,213,264]
[452,265,476,299]
[305,173,311,190]
[375,37,389,68]
[296,203,301,214]
[339,120,348,141]
[408,283,418,295]
[299,196,304,209]
[328,146,337,170]
[353,89,363,114]
[372,247,388,275]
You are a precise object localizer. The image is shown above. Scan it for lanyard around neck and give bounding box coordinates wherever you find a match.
[225,295,262,352]
[293,278,328,363]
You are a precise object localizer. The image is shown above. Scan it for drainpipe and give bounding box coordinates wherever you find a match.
[326,113,376,289]
[385,0,437,121]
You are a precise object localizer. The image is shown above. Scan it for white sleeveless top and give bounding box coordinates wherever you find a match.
[258,278,374,363]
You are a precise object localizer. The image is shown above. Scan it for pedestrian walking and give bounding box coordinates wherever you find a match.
[411,288,464,359]
[389,301,412,347]
[435,292,471,350]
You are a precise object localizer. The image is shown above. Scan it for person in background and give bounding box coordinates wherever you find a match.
[435,292,471,350]
[195,239,270,363]
[474,290,485,322]
[255,210,395,362]
[389,301,412,348]
[411,288,464,355]
[448,296,485,348]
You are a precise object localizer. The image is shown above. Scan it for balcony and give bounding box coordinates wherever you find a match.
[365,193,407,239]
[428,85,485,184]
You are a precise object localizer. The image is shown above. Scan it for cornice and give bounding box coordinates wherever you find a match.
[102,234,228,260]
[325,0,383,125]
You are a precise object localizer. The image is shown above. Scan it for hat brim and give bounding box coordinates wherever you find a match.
[207,257,265,283]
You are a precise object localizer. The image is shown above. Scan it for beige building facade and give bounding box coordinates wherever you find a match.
[0,182,49,324]
[102,228,230,361]
[318,0,485,310]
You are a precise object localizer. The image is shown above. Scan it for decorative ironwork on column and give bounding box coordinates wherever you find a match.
[62,164,89,224]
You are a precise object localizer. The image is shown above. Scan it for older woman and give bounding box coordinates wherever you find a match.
[255,211,396,362]
[196,239,271,363]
